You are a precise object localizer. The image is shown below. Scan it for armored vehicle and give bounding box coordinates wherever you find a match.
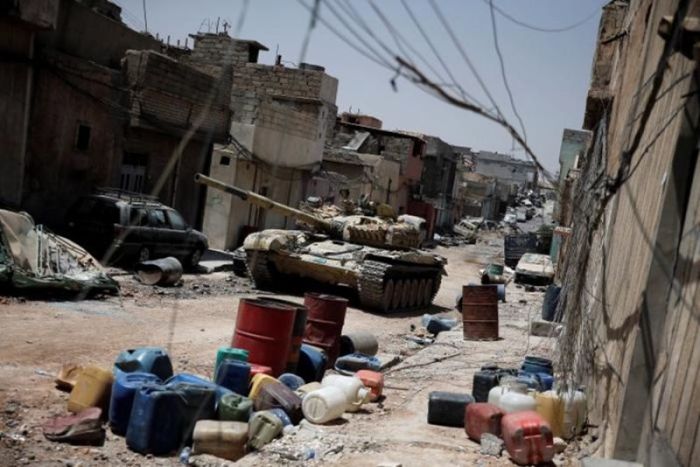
[195,174,446,313]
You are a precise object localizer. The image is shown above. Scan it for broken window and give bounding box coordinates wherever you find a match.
[75,123,91,151]
[220,155,231,166]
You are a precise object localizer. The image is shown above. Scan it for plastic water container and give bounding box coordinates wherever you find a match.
[114,347,173,381]
[321,375,370,412]
[427,391,474,427]
[68,366,114,413]
[214,347,249,374]
[296,382,322,397]
[465,402,504,441]
[334,353,381,373]
[267,408,293,427]
[193,420,247,462]
[472,366,501,403]
[218,393,253,422]
[562,389,587,439]
[248,411,283,450]
[302,386,348,424]
[515,373,543,392]
[109,372,161,435]
[214,360,251,396]
[498,384,536,414]
[168,383,217,444]
[297,344,327,383]
[536,373,555,391]
[355,370,384,402]
[521,356,553,375]
[502,411,554,465]
[278,373,305,391]
[165,373,232,406]
[126,385,183,455]
[249,374,278,400]
[254,381,303,424]
[249,363,273,378]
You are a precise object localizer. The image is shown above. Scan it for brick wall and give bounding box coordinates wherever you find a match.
[123,50,229,141]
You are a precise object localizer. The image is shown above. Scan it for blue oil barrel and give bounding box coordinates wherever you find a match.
[521,356,553,375]
[109,372,161,435]
[114,347,173,381]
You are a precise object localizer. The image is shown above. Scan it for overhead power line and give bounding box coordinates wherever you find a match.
[488,0,527,142]
[485,0,602,33]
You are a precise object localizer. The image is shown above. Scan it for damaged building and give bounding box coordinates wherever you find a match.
[192,34,339,250]
[0,0,229,228]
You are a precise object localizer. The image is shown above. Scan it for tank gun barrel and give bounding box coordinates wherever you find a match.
[194,173,332,230]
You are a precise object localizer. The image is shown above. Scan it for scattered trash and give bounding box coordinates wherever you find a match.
[192,420,247,461]
[334,353,381,374]
[114,347,174,380]
[465,403,504,441]
[427,391,474,427]
[134,257,183,286]
[339,331,379,357]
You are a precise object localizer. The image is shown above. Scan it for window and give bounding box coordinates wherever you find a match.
[148,209,167,227]
[75,123,91,151]
[166,210,186,230]
[220,155,231,166]
[120,153,147,193]
[129,208,148,226]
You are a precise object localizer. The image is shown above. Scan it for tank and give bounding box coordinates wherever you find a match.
[195,174,447,313]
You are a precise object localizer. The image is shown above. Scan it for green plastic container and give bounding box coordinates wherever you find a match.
[248,411,283,450]
[218,393,253,422]
[215,347,249,375]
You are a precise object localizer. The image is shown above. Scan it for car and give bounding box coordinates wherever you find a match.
[515,208,527,222]
[65,189,208,268]
[514,253,554,285]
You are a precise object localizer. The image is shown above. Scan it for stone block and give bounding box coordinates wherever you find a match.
[530,319,563,338]
[480,433,504,457]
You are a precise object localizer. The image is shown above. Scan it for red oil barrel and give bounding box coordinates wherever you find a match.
[502,410,554,465]
[303,293,348,368]
[231,298,295,376]
[258,298,308,374]
[462,285,499,340]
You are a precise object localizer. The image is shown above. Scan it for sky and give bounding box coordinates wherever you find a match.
[113,0,603,172]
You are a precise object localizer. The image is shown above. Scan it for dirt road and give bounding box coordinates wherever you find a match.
[0,235,568,466]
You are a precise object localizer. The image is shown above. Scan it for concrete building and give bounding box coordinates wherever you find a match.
[421,136,458,230]
[558,129,592,185]
[556,1,700,465]
[325,119,434,235]
[472,151,538,192]
[193,34,339,249]
[0,0,229,227]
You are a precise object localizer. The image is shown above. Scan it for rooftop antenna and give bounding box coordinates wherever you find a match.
[215,17,220,33]
[222,20,230,34]
[141,0,148,33]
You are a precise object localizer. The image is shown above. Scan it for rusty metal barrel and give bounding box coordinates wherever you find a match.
[461,285,499,340]
[134,257,183,286]
[257,298,308,374]
[231,298,296,376]
[303,293,348,368]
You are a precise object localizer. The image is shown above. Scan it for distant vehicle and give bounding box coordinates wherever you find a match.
[515,253,554,285]
[516,208,527,222]
[503,213,517,224]
[65,189,208,268]
[453,218,480,243]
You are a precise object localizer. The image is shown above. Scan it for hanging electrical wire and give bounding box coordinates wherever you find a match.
[485,0,603,33]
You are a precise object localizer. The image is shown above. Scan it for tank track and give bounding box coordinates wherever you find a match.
[358,260,443,313]
[245,250,276,289]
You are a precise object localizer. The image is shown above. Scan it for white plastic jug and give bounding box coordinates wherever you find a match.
[302,386,348,424]
[497,382,536,413]
[487,376,518,407]
[321,375,370,412]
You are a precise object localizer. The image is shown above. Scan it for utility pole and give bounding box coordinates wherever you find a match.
[142,0,148,33]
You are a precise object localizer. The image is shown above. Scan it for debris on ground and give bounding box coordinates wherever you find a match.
[480,432,504,457]
[0,209,118,295]
[135,257,183,286]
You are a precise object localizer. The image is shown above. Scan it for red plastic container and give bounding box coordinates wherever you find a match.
[356,370,384,402]
[303,293,348,368]
[232,298,295,376]
[501,411,554,465]
[465,402,504,441]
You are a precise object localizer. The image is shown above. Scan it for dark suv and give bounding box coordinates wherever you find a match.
[65,190,208,268]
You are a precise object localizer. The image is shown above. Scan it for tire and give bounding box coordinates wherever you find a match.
[137,246,151,263]
[187,248,204,268]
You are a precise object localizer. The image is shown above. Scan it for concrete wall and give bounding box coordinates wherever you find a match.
[558,128,591,185]
[474,157,536,189]
[556,1,700,464]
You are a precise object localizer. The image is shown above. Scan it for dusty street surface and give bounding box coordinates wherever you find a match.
[0,234,572,466]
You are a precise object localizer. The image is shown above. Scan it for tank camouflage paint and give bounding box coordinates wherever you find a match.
[195,174,446,313]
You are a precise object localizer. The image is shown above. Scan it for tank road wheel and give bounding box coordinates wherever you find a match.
[417,279,428,307]
[245,250,276,289]
[400,280,411,309]
[382,280,395,312]
[392,280,404,310]
[423,278,434,306]
[408,279,419,308]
